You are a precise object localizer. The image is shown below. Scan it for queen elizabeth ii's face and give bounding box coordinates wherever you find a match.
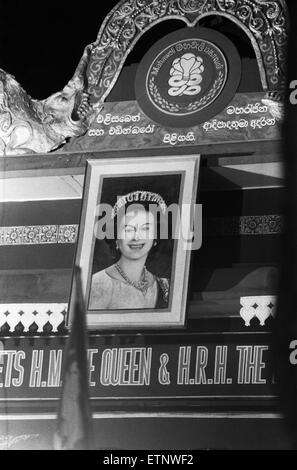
[117,206,155,261]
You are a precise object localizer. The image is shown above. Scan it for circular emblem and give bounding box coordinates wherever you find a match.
[135,27,241,128]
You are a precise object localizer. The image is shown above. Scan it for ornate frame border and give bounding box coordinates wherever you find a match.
[74,0,288,106]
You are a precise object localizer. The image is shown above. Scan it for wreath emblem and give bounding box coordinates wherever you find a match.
[148,70,225,115]
[168,53,204,97]
[135,27,241,127]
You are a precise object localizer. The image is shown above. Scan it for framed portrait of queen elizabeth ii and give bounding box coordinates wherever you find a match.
[68,154,201,329]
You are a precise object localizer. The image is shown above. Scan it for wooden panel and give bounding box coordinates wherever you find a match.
[0,265,277,305]
[0,415,291,450]
[0,188,282,299]
[0,142,281,178]
[0,245,76,270]
[200,166,284,191]
[190,266,278,297]
[0,269,71,303]
[62,94,281,153]
[0,162,284,203]
[0,199,81,226]
[200,187,284,216]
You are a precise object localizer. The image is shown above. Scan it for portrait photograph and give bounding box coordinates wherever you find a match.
[68,155,200,328]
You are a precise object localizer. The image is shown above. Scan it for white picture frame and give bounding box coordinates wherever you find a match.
[68,155,200,329]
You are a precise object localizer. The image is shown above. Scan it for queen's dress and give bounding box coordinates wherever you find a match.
[89,266,169,310]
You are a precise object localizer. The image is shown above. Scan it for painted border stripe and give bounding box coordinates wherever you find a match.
[0,412,284,420]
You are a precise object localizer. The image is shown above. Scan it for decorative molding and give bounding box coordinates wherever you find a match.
[77,0,288,107]
[0,224,78,246]
[0,215,283,246]
[240,295,277,326]
[0,1,287,157]
[0,304,67,333]
[0,297,278,331]
[206,214,283,237]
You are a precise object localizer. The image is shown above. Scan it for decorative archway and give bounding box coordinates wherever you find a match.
[73,0,288,107]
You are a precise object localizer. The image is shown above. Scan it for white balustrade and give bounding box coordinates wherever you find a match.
[0,304,67,333]
[240,296,277,326]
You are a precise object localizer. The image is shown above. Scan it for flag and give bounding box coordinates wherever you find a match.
[273,2,297,442]
[54,266,93,450]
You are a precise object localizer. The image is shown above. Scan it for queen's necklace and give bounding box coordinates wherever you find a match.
[115,263,149,295]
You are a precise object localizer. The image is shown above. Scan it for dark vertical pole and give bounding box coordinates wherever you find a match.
[54,266,94,450]
[274,1,297,445]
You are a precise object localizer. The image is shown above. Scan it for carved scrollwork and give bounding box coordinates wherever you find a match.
[178,0,210,13]
[74,0,288,107]
[0,69,92,156]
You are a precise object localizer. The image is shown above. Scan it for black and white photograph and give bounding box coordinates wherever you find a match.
[69,156,199,328]
[0,0,297,457]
